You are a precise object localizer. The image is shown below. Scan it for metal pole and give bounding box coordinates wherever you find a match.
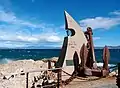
[87,27,97,68]
[57,70,60,88]
[26,72,29,88]
[117,63,120,88]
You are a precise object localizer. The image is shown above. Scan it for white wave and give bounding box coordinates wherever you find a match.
[17,59,35,62]
[27,51,31,53]
[24,58,34,61]
[0,58,13,64]
[96,62,116,67]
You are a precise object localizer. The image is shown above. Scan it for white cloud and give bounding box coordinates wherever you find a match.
[0,42,26,48]
[0,7,63,48]
[0,34,62,48]
[59,25,65,29]
[79,17,120,30]
[60,11,120,31]
[93,37,101,41]
[0,31,62,43]
[109,11,120,16]
[0,8,45,29]
[47,35,61,42]
[17,34,62,43]
[79,10,120,30]
[17,35,39,42]
[0,10,16,23]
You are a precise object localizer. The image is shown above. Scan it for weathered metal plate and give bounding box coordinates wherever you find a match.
[61,11,88,80]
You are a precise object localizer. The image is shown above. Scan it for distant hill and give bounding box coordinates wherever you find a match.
[95,46,120,49]
[108,46,120,49]
[0,45,120,49]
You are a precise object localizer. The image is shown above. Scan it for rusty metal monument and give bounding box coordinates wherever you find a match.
[24,11,111,88]
[55,11,110,83]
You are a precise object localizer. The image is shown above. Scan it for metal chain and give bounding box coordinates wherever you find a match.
[62,70,102,85]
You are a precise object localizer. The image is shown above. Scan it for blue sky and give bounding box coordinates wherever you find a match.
[0,0,120,48]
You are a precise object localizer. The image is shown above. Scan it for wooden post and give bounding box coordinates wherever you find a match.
[26,72,29,88]
[57,69,62,88]
[48,60,51,69]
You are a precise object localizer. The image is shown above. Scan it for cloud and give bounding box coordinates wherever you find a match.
[17,34,62,43]
[93,37,101,41]
[109,10,120,16]
[17,35,39,42]
[0,10,16,23]
[0,9,62,48]
[47,35,61,42]
[0,33,62,48]
[0,25,62,48]
[59,25,65,29]
[79,11,120,30]
[0,30,62,43]
[0,6,63,48]
[0,41,27,48]
[60,10,120,31]
[0,8,45,29]
[79,17,120,30]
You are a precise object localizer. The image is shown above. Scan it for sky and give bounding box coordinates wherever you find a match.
[0,0,120,48]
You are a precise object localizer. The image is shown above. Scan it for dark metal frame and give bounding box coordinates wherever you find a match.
[79,27,110,77]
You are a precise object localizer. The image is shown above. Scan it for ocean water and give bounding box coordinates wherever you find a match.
[0,49,120,64]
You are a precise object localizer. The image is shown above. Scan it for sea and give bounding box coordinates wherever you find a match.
[0,49,120,65]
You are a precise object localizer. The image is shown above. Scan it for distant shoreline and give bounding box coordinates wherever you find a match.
[0,48,120,49]
[0,45,119,49]
[0,46,120,50]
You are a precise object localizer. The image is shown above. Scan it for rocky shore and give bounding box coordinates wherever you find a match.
[0,57,57,88]
[0,57,118,88]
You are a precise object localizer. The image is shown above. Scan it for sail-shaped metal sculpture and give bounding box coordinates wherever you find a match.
[55,11,88,80]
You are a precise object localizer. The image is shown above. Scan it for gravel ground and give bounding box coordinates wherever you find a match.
[65,77,117,88]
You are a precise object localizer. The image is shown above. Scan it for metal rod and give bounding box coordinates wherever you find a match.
[57,70,60,88]
[117,63,120,87]
[42,84,57,87]
[4,68,62,76]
